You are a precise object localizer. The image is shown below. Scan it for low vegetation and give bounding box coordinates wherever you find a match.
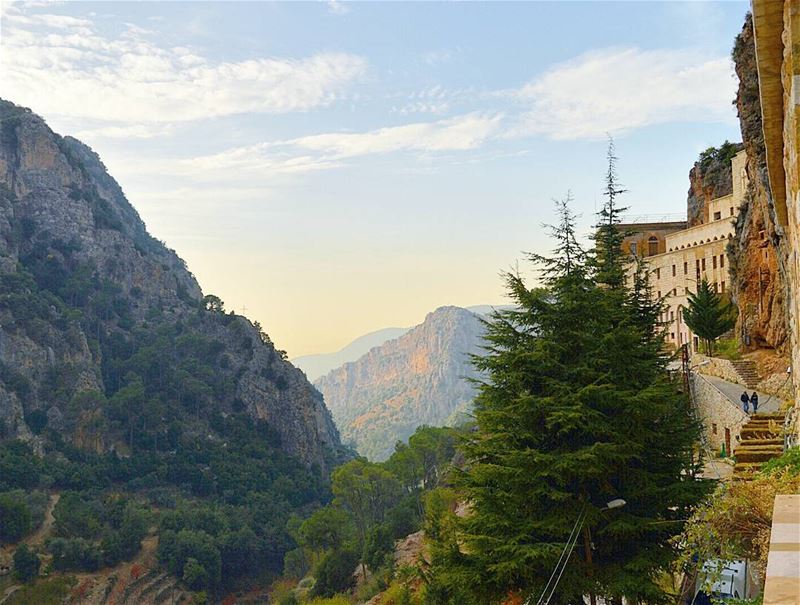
[681,447,800,576]
[275,426,458,604]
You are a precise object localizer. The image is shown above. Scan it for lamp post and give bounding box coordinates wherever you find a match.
[529,498,627,605]
[584,499,628,605]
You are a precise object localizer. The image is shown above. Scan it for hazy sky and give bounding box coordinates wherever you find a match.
[0,1,747,357]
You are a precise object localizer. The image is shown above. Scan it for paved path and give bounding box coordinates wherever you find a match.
[704,375,782,414]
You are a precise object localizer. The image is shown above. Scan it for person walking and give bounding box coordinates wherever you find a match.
[740,391,750,414]
[751,391,759,415]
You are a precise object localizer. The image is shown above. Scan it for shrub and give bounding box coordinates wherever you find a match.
[714,338,742,361]
[312,549,359,598]
[680,466,800,576]
[13,545,40,582]
[0,492,32,543]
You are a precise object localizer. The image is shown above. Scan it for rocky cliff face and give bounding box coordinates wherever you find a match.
[687,142,743,227]
[728,14,791,353]
[315,306,484,461]
[0,99,341,469]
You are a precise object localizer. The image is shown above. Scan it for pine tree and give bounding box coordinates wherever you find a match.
[682,279,736,355]
[426,145,710,605]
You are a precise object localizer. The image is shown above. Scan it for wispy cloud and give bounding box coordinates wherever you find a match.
[325,0,350,16]
[0,4,367,124]
[171,112,504,181]
[423,48,457,66]
[510,47,736,140]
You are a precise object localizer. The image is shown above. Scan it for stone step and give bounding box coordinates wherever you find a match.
[734,449,783,463]
[741,429,782,439]
[733,462,763,475]
[741,438,783,446]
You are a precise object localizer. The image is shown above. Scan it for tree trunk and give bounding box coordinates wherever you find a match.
[583,525,596,605]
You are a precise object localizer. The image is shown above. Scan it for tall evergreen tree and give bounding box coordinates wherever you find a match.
[426,145,710,605]
[682,279,736,355]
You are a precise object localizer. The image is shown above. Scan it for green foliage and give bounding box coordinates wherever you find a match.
[682,279,737,355]
[714,338,742,361]
[0,492,31,543]
[47,537,103,571]
[425,147,710,604]
[13,545,40,582]
[3,576,76,605]
[760,446,800,475]
[698,140,741,170]
[332,459,402,566]
[312,548,359,598]
[158,529,222,590]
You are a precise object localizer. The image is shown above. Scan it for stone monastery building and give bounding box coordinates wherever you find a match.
[619,150,748,352]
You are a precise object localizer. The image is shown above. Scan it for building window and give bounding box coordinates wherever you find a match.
[671,332,675,340]
[714,282,718,293]
[713,211,721,220]
[721,281,726,293]
[630,242,637,255]
[657,290,661,298]
[683,261,688,275]
[701,258,706,271]
[684,287,688,294]
[670,311,674,321]
[672,264,676,277]
[712,423,718,435]
[720,254,725,268]
[713,256,717,270]
[673,288,677,296]
[648,236,658,256]
[655,268,660,279]
[696,259,701,273]
[730,207,734,216]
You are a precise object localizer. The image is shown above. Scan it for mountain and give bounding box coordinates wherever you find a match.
[314,306,485,461]
[292,327,409,381]
[292,305,509,382]
[0,99,342,468]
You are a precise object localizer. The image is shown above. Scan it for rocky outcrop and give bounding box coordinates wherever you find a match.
[315,306,484,461]
[728,14,791,353]
[293,327,410,382]
[0,99,341,469]
[687,142,744,227]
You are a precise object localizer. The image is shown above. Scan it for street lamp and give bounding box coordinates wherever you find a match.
[528,498,627,605]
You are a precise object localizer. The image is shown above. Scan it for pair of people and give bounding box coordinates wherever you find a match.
[740,391,759,414]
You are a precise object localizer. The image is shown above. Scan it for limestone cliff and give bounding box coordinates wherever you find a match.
[687,142,743,227]
[728,14,791,353]
[315,306,484,461]
[0,99,341,469]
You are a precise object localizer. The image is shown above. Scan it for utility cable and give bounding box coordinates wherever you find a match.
[524,507,587,605]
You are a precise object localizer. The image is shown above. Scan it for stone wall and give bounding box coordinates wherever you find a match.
[693,354,746,384]
[691,372,749,454]
[750,1,800,438]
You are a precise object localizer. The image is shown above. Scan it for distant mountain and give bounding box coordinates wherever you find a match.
[293,327,410,381]
[294,305,509,381]
[315,306,486,461]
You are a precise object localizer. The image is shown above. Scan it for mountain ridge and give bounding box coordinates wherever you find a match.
[0,98,342,469]
[314,305,485,460]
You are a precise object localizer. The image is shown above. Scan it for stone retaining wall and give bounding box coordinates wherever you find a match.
[693,353,794,405]
[692,354,744,385]
[691,372,749,455]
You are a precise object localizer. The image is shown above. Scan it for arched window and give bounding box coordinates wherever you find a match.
[647,236,659,256]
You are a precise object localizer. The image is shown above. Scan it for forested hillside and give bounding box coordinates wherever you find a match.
[0,99,348,599]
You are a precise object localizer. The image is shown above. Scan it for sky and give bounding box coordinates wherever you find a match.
[0,0,749,357]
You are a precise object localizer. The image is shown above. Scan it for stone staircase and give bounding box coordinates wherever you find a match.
[733,412,785,477]
[730,359,760,389]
